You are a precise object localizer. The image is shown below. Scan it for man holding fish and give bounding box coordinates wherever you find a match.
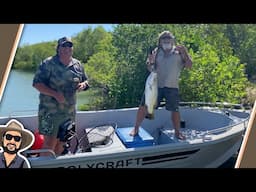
[130,31,192,140]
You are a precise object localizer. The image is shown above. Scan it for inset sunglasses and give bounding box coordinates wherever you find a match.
[4,134,21,142]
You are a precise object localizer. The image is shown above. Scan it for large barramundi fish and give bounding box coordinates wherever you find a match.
[145,71,158,120]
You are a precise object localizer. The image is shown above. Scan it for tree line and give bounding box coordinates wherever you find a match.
[13,24,256,110]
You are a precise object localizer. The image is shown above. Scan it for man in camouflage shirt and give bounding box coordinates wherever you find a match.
[33,37,89,155]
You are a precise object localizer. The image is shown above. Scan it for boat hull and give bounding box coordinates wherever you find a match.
[0,106,249,168]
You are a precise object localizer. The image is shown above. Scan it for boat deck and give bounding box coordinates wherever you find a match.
[90,126,210,153]
[159,127,212,144]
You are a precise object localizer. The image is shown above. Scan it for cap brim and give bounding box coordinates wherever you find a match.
[60,41,73,45]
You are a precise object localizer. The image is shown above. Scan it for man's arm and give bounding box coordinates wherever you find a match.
[33,83,65,103]
[78,63,90,91]
[176,45,192,69]
[146,47,158,71]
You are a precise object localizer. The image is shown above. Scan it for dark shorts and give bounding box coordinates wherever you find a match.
[38,110,75,139]
[140,87,180,112]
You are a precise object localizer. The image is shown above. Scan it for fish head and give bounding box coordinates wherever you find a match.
[146,71,158,87]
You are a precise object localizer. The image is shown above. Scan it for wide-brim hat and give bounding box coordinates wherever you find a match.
[158,31,175,40]
[0,119,34,151]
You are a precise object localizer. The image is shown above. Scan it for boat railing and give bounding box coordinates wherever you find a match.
[23,149,56,158]
[179,101,247,110]
[205,126,232,135]
[199,116,248,138]
[7,109,38,118]
[180,125,238,141]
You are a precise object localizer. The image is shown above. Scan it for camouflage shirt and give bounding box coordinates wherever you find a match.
[33,55,88,115]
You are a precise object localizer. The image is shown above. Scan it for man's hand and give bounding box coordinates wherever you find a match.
[176,45,192,68]
[77,81,89,91]
[175,45,188,56]
[146,50,157,72]
[54,92,65,103]
[148,53,156,64]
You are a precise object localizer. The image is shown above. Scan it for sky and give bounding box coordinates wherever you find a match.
[19,24,115,46]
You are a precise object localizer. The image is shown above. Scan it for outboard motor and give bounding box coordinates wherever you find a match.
[58,119,76,155]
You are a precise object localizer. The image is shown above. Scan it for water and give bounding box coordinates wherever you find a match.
[0,69,89,117]
[0,70,38,116]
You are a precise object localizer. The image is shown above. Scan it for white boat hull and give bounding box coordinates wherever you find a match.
[0,105,249,168]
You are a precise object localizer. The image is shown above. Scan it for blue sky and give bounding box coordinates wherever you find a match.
[19,24,115,46]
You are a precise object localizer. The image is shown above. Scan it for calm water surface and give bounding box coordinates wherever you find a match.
[0,69,89,117]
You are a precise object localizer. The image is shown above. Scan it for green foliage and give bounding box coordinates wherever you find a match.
[13,24,252,109]
[180,43,247,103]
[83,28,118,109]
[224,24,256,80]
[112,24,247,106]
[73,26,111,64]
[78,92,104,111]
[111,24,176,107]
[13,42,56,71]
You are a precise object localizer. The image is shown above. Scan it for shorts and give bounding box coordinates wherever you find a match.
[38,110,75,138]
[140,87,179,112]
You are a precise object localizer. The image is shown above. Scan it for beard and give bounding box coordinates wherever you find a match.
[2,143,20,154]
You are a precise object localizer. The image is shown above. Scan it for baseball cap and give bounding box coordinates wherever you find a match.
[57,37,73,46]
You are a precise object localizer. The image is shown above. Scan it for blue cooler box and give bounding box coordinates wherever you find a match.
[115,127,154,148]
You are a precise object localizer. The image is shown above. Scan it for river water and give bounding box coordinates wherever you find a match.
[0,69,89,117]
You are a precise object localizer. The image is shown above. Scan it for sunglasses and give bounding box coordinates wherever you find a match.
[61,42,73,48]
[4,134,22,142]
